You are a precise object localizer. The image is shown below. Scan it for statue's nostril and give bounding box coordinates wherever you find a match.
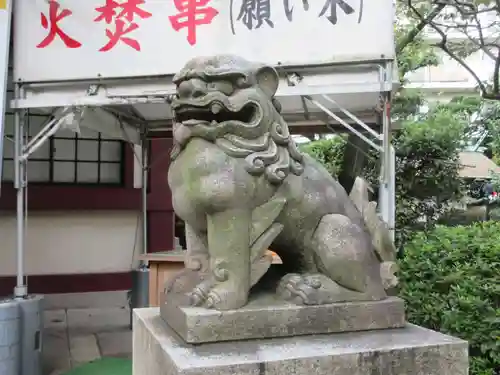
[192,89,206,98]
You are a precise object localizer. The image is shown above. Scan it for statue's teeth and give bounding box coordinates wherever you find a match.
[211,103,222,114]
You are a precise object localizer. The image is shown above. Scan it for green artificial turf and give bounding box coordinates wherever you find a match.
[62,357,132,375]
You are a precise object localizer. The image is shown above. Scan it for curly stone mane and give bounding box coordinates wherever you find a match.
[170,55,305,185]
[215,108,305,185]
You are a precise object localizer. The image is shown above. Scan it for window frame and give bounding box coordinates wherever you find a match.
[2,113,126,187]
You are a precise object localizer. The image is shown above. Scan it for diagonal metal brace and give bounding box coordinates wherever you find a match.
[21,106,83,161]
[304,95,382,152]
[286,73,382,152]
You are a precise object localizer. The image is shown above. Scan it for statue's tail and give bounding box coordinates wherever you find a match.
[349,177,398,289]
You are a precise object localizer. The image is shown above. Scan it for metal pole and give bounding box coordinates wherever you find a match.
[129,126,150,328]
[141,128,148,257]
[14,85,27,298]
[379,60,395,241]
[379,108,389,231]
[387,145,396,241]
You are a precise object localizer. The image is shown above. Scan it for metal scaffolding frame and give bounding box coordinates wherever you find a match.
[286,63,396,239]
[11,87,152,299]
[9,59,396,299]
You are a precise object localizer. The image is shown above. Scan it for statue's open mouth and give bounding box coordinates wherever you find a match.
[174,102,257,125]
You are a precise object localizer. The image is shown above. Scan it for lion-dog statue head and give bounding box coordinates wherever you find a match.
[170,54,304,185]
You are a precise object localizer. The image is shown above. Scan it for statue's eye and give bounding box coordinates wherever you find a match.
[206,81,234,95]
[215,81,235,96]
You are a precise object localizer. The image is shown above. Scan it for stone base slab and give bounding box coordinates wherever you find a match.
[161,294,405,344]
[133,308,468,375]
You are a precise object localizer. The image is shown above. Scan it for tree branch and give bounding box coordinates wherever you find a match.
[407,1,500,100]
[493,48,500,94]
[396,1,446,54]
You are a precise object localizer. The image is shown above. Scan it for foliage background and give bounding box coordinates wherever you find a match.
[299,104,467,247]
[399,223,500,375]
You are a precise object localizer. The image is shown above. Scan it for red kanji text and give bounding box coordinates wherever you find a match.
[169,0,219,46]
[94,0,121,24]
[37,0,82,49]
[94,0,152,52]
[99,20,140,51]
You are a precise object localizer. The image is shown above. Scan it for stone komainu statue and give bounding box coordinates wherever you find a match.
[167,55,397,311]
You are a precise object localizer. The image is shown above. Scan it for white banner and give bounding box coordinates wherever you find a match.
[13,0,395,83]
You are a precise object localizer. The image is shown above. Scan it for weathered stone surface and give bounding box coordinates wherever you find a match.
[133,308,468,375]
[69,335,100,366]
[168,55,398,311]
[161,293,405,344]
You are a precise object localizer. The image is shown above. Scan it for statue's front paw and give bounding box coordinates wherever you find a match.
[187,280,248,310]
[277,273,323,305]
[205,291,222,309]
[186,279,214,306]
[205,281,249,310]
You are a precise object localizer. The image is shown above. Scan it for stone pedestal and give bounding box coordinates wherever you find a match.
[161,295,406,344]
[133,308,468,375]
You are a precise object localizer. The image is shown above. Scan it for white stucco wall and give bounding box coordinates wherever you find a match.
[1,93,144,278]
[0,210,142,276]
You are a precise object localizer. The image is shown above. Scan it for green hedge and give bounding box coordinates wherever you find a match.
[399,222,500,375]
[299,137,346,178]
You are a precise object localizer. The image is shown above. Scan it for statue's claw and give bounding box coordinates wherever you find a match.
[205,292,221,309]
[277,273,328,305]
[187,289,205,306]
[186,280,213,306]
[185,278,248,310]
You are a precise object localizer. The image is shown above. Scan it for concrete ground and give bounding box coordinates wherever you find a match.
[43,292,132,375]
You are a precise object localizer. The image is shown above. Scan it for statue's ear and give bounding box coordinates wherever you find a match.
[256,66,279,97]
